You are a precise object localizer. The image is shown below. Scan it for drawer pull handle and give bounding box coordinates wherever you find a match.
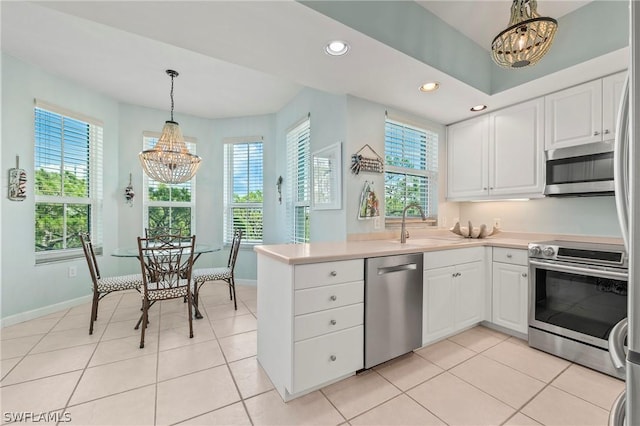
[594,130,600,136]
[330,319,337,325]
[330,355,337,362]
[330,295,337,301]
[522,273,528,278]
[506,254,513,258]
[330,271,337,277]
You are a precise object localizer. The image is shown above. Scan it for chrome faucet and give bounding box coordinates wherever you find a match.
[400,203,427,243]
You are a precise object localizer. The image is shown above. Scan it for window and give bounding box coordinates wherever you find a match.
[143,133,196,235]
[384,119,438,224]
[34,101,103,262]
[286,118,311,243]
[223,139,263,244]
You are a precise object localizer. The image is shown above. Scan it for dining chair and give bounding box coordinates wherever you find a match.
[136,234,196,348]
[192,229,243,311]
[79,232,143,335]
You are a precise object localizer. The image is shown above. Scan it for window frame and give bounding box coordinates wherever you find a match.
[384,118,439,227]
[142,132,197,236]
[34,100,103,264]
[223,137,264,246]
[286,117,311,244]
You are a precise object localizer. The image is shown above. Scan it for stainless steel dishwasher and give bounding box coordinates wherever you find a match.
[364,253,423,368]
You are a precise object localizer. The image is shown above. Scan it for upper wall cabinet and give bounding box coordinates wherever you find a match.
[446,115,489,200]
[545,71,626,150]
[447,98,544,201]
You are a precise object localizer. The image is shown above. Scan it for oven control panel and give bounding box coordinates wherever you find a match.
[528,243,558,260]
[527,240,627,268]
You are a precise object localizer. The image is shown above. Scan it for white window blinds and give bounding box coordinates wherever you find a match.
[384,119,438,222]
[223,139,264,245]
[286,117,311,243]
[34,102,103,261]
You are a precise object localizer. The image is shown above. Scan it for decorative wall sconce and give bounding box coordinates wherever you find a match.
[8,155,26,201]
[276,175,283,204]
[125,173,135,206]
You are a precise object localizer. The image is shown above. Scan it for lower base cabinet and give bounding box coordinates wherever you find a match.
[422,247,485,345]
[491,248,529,334]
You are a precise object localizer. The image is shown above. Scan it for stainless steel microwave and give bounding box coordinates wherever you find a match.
[544,141,615,196]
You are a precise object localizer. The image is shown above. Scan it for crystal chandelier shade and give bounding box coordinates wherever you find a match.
[139,70,201,184]
[491,0,558,69]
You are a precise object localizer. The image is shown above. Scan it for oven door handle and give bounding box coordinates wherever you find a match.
[529,260,629,281]
[608,318,628,370]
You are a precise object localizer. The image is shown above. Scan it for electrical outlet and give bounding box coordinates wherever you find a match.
[68,266,77,278]
[493,218,502,228]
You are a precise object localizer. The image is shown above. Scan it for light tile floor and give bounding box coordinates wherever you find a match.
[1,283,625,425]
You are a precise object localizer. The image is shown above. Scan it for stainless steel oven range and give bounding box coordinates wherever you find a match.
[528,240,628,379]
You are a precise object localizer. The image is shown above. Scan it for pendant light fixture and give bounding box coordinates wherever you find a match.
[491,0,558,69]
[139,69,201,184]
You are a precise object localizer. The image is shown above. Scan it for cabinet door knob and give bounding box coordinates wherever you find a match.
[483,187,488,191]
[330,271,337,277]
[604,129,611,134]
[506,253,513,258]
[330,295,337,301]
[329,355,337,362]
[522,272,528,278]
[330,319,337,325]
[594,130,600,136]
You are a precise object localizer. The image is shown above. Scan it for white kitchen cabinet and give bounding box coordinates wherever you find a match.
[423,247,485,344]
[257,255,364,401]
[489,98,545,198]
[491,248,529,334]
[545,71,626,150]
[447,98,544,200]
[446,115,489,199]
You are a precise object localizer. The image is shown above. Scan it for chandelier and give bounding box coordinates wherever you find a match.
[491,0,558,69]
[139,70,201,184]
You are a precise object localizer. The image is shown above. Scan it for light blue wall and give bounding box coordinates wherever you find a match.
[274,87,349,243]
[1,53,121,319]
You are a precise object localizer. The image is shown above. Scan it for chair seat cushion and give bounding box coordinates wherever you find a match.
[143,279,190,301]
[193,267,232,282]
[97,274,143,293]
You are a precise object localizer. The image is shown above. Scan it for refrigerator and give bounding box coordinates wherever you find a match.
[610,1,640,425]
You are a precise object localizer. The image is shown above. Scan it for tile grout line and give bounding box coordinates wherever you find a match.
[200,281,255,426]
[59,293,124,424]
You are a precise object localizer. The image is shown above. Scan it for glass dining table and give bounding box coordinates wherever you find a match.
[112,243,221,319]
[112,243,220,262]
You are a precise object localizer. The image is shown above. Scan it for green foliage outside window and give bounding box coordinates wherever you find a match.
[147,183,192,234]
[34,169,90,251]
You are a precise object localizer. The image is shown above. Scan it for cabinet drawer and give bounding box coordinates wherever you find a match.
[295,303,363,342]
[295,281,364,315]
[424,247,484,270]
[294,259,364,290]
[493,247,528,266]
[293,325,363,393]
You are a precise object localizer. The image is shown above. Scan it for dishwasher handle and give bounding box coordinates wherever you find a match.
[377,263,418,275]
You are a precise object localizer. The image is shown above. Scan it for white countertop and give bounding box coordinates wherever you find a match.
[253,232,624,265]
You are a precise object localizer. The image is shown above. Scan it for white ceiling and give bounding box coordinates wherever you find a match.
[0,1,627,125]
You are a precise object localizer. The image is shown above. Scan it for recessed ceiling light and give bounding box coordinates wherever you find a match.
[470,104,487,112]
[325,40,350,56]
[419,82,440,92]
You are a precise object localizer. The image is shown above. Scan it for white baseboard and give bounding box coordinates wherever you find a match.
[1,295,92,328]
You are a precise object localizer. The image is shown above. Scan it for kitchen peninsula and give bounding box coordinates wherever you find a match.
[255,232,617,401]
